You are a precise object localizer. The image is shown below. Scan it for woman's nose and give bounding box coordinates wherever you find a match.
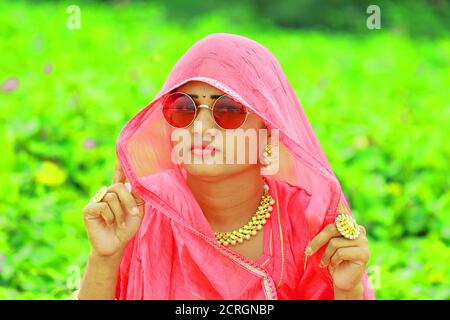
[192,104,216,132]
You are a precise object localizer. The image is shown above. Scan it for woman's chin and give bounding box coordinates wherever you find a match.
[182,163,225,178]
[182,162,254,179]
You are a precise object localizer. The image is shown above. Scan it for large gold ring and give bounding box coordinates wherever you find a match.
[335,213,361,240]
[92,186,108,203]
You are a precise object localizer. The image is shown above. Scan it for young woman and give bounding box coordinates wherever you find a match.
[78,33,374,300]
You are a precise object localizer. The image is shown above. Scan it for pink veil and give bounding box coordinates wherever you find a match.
[115,33,374,299]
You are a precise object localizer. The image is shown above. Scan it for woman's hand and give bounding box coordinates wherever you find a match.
[305,223,370,299]
[82,159,145,257]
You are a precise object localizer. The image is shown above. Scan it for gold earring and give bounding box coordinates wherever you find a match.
[263,143,272,167]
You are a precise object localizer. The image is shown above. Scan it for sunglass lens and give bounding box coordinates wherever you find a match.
[213,96,247,129]
[163,93,196,128]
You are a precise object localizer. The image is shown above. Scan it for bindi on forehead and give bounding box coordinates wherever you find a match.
[187,94,223,100]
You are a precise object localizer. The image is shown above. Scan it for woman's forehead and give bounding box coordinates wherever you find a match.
[176,81,224,96]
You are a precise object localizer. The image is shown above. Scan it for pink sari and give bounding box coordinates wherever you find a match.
[114,33,375,299]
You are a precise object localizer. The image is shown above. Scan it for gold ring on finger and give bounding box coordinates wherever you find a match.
[335,213,361,240]
[92,186,108,203]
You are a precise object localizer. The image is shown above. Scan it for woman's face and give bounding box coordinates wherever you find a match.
[167,81,269,180]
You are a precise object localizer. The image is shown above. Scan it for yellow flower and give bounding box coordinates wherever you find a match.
[35,161,67,186]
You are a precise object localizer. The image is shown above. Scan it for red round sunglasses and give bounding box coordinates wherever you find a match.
[162,92,249,129]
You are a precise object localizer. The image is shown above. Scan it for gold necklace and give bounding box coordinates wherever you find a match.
[214,182,275,246]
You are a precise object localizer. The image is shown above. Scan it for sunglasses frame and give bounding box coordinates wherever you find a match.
[162,91,250,130]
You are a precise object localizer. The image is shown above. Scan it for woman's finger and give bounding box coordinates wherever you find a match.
[99,203,116,226]
[103,192,126,228]
[113,159,125,184]
[330,246,370,269]
[84,202,115,226]
[320,237,363,268]
[306,223,341,256]
[108,183,139,216]
[129,186,145,207]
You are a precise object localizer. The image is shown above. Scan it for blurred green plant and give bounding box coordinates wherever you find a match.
[153,0,450,37]
[0,0,449,299]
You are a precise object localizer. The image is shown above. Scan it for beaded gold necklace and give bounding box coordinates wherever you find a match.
[214,182,275,246]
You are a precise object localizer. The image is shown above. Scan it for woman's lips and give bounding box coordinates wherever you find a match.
[191,148,214,156]
[190,144,219,156]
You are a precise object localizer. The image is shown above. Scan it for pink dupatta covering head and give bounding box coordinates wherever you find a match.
[115,33,375,299]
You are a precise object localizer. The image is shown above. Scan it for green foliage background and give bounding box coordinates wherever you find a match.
[0,0,449,299]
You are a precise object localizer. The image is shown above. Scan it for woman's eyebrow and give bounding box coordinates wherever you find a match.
[187,94,222,100]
